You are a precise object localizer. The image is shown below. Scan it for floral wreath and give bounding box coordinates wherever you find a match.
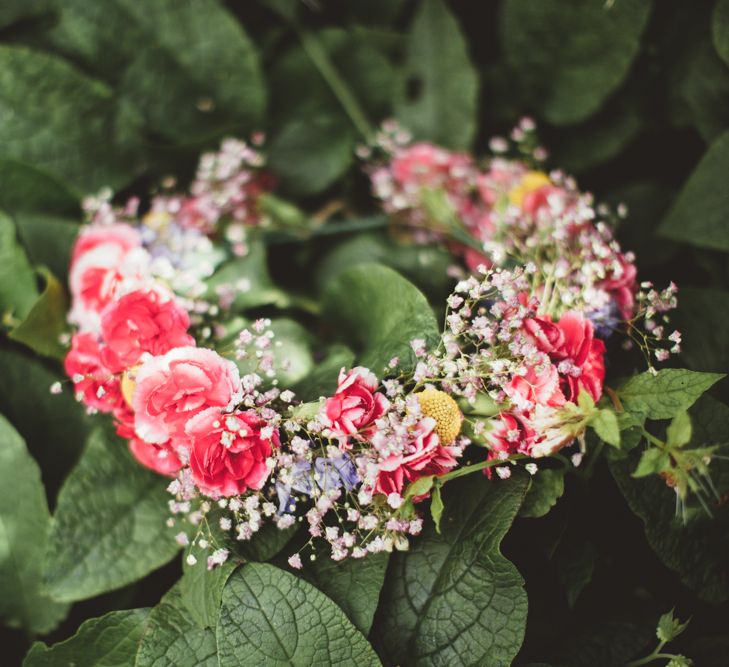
[61,118,702,577]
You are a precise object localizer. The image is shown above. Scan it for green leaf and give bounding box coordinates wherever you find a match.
[713,0,729,69]
[0,348,89,491]
[217,563,382,666]
[315,232,454,300]
[372,473,529,666]
[0,45,141,192]
[617,369,724,421]
[9,269,69,360]
[305,553,389,636]
[550,621,654,667]
[554,537,598,609]
[395,0,478,148]
[268,114,355,197]
[24,608,150,666]
[666,411,693,448]
[291,344,355,402]
[501,0,652,125]
[44,427,179,602]
[0,211,39,322]
[404,475,434,500]
[0,0,49,30]
[0,415,69,634]
[591,409,621,447]
[656,608,690,643]
[136,584,218,667]
[48,0,265,142]
[14,214,80,282]
[519,469,565,518]
[673,287,729,373]
[658,130,729,251]
[237,521,298,563]
[610,395,729,602]
[430,483,444,533]
[179,559,237,629]
[0,160,79,215]
[632,447,670,478]
[323,263,439,375]
[206,239,285,312]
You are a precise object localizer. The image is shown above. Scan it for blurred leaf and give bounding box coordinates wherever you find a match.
[591,409,621,447]
[315,232,454,299]
[0,0,49,29]
[268,114,355,196]
[632,447,670,478]
[610,395,729,602]
[550,621,653,667]
[0,45,142,192]
[305,553,388,636]
[0,348,89,493]
[673,287,729,373]
[519,469,565,518]
[48,0,265,142]
[216,563,381,666]
[24,609,150,666]
[617,369,724,421]
[554,538,598,609]
[236,521,298,563]
[372,473,529,666]
[323,263,439,375]
[395,0,478,148]
[179,559,237,629]
[713,0,729,69]
[136,584,218,667]
[659,129,729,251]
[14,214,80,283]
[291,343,355,402]
[44,427,179,602]
[9,269,68,360]
[0,160,79,215]
[0,415,69,634]
[0,211,38,322]
[501,0,652,125]
[205,239,286,312]
[666,411,692,448]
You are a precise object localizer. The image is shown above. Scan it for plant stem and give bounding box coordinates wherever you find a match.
[640,427,665,449]
[297,29,375,140]
[438,454,526,483]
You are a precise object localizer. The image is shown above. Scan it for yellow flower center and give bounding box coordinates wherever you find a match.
[508,170,551,207]
[120,366,139,408]
[417,388,463,445]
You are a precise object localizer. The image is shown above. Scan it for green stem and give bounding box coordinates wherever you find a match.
[438,454,526,483]
[640,427,665,449]
[297,29,375,140]
[626,652,676,667]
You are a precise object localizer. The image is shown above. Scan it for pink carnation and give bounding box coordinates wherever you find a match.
[484,412,536,457]
[600,252,638,321]
[375,418,458,496]
[100,289,194,373]
[391,143,474,190]
[322,367,390,443]
[69,224,143,332]
[505,361,565,411]
[129,437,182,477]
[132,347,242,444]
[186,408,277,497]
[64,332,122,413]
[551,313,606,402]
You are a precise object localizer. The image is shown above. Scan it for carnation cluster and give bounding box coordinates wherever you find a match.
[60,129,684,569]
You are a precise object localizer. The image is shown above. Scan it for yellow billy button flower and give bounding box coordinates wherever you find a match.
[508,170,551,208]
[417,388,463,445]
[120,366,140,408]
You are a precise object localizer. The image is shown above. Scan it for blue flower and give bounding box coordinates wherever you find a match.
[314,454,359,492]
[275,460,312,514]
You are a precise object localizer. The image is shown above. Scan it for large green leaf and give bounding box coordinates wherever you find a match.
[136,584,218,667]
[44,428,179,602]
[0,211,38,322]
[616,369,724,421]
[179,559,237,629]
[713,0,729,69]
[323,263,439,375]
[0,415,69,634]
[292,344,356,402]
[501,0,652,125]
[14,213,80,282]
[0,160,79,215]
[658,129,729,251]
[216,563,382,666]
[519,468,565,519]
[48,0,265,142]
[24,609,150,666]
[0,45,141,192]
[610,395,729,602]
[395,0,478,148]
[305,552,389,636]
[673,287,729,374]
[0,0,49,29]
[372,473,529,666]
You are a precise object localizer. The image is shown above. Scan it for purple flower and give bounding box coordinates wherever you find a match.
[314,454,359,492]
